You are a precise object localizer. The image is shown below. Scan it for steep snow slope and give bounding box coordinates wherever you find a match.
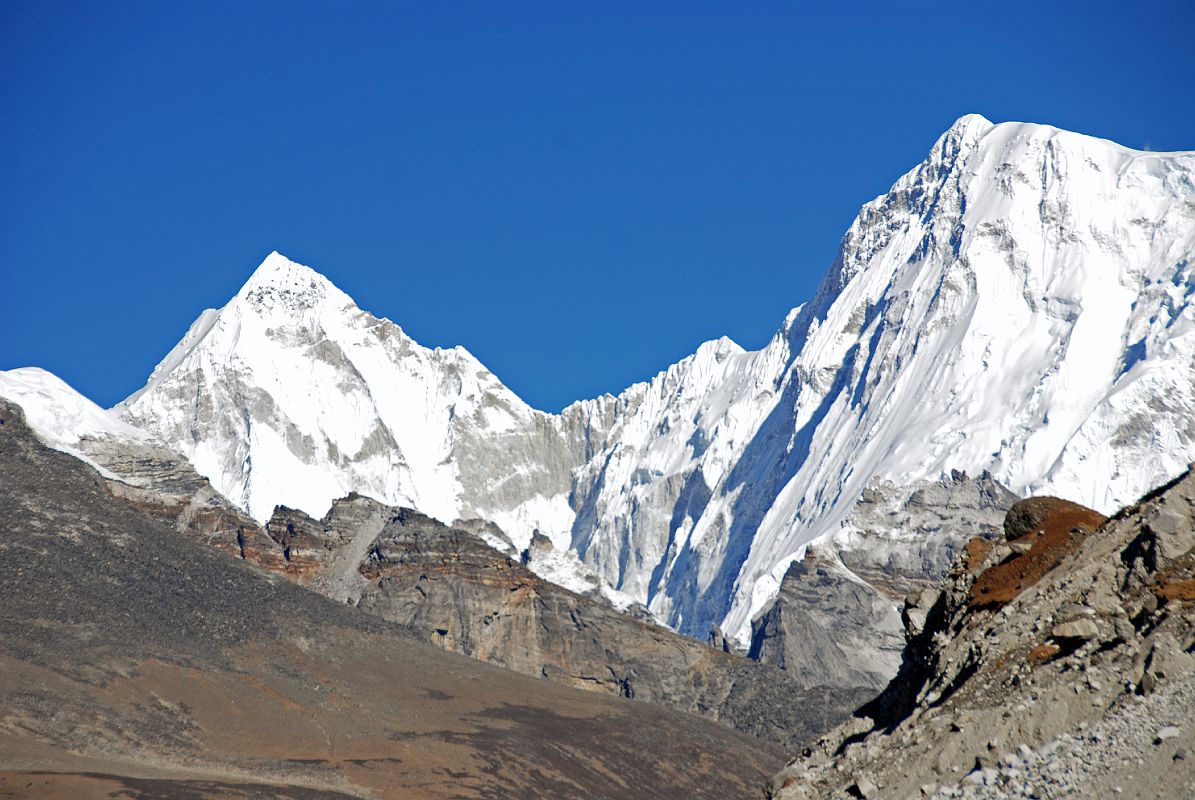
[566,115,1195,643]
[116,116,1195,648]
[565,325,798,629]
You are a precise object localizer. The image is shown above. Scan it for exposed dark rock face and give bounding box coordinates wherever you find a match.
[520,530,554,564]
[769,472,1195,799]
[1002,495,1107,542]
[261,493,396,593]
[0,398,788,800]
[260,502,866,752]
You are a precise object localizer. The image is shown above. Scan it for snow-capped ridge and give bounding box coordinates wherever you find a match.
[1,367,149,448]
[0,367,158,479]
[110,117,1195,651]
[938,112,993,147]
[120,307,221,408]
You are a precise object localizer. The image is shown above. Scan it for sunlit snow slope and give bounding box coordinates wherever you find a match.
[118,115,1195,646]
[1,368,149,455]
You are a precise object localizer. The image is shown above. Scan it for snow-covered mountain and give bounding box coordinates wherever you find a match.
[581,114,1195,643]
[112,114,1195,646]
[117,254,605,546]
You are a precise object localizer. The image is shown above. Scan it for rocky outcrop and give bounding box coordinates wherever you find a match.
[749,472,1018,693]
[262,501,868,751]
[102,463,292,575]
[969,497,1107,610]
[769,472,1195,799]
[838,472,1020,594]
[749,549,905,691]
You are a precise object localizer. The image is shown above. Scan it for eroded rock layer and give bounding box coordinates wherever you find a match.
[265,500,868,751]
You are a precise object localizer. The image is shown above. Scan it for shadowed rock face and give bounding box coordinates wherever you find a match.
[769,475,1195,800]
[265,502,868,752]
[0,399,787,800]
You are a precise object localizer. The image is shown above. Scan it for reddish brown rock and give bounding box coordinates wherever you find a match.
[970,497,1107,610]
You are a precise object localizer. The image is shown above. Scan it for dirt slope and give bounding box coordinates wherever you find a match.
[0,399,783,799]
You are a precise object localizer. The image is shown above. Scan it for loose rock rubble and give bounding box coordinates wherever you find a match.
[936,671,1194,799]
[769,472,1195,799]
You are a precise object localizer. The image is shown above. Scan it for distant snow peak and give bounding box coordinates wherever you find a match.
[245,250,322,288]
[115,248,579,564]
[112,118,1195,648]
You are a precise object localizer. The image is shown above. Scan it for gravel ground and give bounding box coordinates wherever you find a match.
[936,672,1194,799]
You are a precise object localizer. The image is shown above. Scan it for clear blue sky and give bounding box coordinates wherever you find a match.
[2,1,1192,412]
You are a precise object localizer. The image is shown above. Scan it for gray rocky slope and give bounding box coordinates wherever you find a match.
[0,397,786,800]
[750,471,1019,691]
[769,471,1195,799]
[264,498,870,752]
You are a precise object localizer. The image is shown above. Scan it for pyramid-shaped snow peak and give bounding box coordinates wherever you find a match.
[118,251,572,544]
[234,251,351,314]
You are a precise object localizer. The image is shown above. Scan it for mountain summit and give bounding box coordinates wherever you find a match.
[118,250,585,540]
[114,117,1195,647]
